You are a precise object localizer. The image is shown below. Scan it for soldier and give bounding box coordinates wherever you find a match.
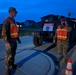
[2,7,21,75]
[53,18,71,64]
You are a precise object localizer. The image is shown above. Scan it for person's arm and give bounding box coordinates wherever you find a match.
[2,19,9,43]
[67,26,72,33]
[16,25,21,44]
[17,37,21,43]
[53,32,57,43]
[67,26,72,37]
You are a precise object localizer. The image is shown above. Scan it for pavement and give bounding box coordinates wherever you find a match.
[0,36,76,75]
[0,36,55,75]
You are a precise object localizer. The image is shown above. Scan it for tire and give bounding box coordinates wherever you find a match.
[33,36,43,47]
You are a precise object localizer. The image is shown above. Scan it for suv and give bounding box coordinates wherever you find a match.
[33,15,59,46]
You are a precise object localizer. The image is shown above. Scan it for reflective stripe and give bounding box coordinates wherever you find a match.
[57,36,67,40]
[66,68,72,72]
[11,33,18,36]
[10,24,17,27]
[57,36,67,38]
[57,29,67,32]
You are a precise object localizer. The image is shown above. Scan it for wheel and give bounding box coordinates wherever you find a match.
[33,36,43,47]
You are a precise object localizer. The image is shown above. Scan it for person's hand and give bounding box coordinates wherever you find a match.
[17,37,21,44]
[53,39,56,44]
[18,40,21,44]
[6,42,11,48]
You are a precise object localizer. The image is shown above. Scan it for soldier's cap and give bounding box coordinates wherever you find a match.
[61,18,66,22]
[9,7,18,13]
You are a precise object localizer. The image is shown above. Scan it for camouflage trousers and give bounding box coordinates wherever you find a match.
[5,41,17,69]
[57,40,69,62]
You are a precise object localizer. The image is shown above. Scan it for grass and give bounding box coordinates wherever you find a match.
[19,27,37,36]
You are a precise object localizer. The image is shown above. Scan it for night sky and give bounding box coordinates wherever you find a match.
[0,0,76,23]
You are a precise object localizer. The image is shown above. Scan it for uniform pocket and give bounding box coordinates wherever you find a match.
[5,43,11,52]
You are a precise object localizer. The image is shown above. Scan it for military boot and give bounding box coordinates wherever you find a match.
[10,64,20,69]
[55,58,60,63]
[64,58,67,65]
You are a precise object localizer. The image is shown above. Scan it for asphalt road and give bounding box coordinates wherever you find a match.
[0,36,76,75]
[0,36,56,75]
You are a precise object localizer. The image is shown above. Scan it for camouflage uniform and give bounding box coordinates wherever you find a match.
[2,17,21,70]
[54,24,72,63]
[57,40,69,63]
[5,40,17,69]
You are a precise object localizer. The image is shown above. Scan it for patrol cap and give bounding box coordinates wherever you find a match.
[9,7,18,13]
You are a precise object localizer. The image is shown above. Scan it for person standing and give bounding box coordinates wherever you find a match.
[53,18,71,64]
[2,7,21,75]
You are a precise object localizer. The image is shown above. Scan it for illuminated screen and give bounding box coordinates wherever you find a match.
[43,23,54,31]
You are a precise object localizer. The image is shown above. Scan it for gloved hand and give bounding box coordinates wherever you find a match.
[18,40,21,44]
[17,37,21,44]
[53,39,56,44]
[6,42,11,48]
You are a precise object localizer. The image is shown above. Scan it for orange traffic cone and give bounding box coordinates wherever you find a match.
[64,58,72,75]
